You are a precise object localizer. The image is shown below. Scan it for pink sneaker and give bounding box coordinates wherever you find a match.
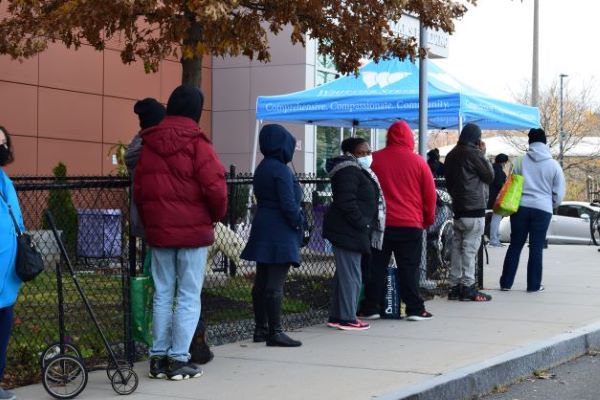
[326,321,341,329]
[337,320,370,331]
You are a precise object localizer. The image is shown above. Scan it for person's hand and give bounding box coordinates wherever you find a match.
[478,140,486,154]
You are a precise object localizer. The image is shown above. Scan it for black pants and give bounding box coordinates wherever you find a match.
[252,263,290,333]
[253,263,290,297]
[0,306,13,380]
[360,227,425,316]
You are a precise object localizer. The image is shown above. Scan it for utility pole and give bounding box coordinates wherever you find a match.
[531,0,539,106]
[418,21,428,158]
[559,73,568,167]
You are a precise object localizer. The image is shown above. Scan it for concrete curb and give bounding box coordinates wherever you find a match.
[378,321,600,400]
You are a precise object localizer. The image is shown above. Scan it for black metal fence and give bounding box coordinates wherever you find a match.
[5,173,474,388]
[6,176,132,388]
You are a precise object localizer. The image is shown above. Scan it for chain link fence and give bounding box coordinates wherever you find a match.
[6,176,131,388]
[4,173,474,388]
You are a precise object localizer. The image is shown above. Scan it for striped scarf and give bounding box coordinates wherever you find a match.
[363,167,386,250]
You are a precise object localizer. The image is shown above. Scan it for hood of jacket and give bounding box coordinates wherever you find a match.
[325,155,360,178]
[458,123,482,146]
[141,116,205,157]
[526,142,553,162]
[386,121,415,150]
[166,85,203,123]
[259,124,296,164]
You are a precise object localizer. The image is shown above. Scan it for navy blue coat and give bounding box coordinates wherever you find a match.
[241,124,304,266]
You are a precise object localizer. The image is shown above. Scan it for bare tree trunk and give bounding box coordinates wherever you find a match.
[181,13,203,87]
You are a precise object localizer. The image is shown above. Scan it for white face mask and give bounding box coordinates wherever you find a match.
[357,155,373,169]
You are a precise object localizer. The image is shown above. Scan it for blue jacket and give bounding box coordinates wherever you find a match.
[241,125,304,266]
[0,169,24,308]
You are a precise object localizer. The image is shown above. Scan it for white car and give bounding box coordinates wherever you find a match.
[498,201,600,245]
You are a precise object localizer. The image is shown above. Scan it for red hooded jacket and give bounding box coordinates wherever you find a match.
[372,121,436,229]
[134,116,227,248]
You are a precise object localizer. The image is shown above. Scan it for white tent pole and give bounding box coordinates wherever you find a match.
[458,115,463,134]
[251,120,262,173]
[370,128,375,150]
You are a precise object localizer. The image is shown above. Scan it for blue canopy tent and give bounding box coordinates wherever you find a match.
[256,58,540,130]
[252,57,540,171]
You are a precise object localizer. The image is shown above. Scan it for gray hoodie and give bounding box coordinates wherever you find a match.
[519,142,566,214]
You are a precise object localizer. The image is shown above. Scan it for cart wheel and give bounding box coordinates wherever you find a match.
[40,343,82,370]
[106,359,131,380]
[42,355,88,400]
[110,367,139,395]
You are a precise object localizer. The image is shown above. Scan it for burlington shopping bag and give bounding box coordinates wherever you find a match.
[130,249,153,346]
[381,263,401,319]
[1,191,44,282]
[493,157,524,217]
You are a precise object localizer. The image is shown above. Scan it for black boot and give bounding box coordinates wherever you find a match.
[252,288,269,342]
[189,318,214,364]
[265,292,302,347]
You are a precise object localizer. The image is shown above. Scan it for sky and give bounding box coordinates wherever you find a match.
[436,0,600,106]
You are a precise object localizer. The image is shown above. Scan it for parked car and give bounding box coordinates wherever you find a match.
[498,201,600,245]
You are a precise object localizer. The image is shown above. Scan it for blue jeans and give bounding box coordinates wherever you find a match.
[500,206,552,291]
[150,247,207,362]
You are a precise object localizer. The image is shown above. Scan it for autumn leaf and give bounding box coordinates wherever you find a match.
[0,0,476,86]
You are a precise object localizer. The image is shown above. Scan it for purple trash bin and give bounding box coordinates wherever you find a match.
[76,209,122,258]
[307,204,332,253]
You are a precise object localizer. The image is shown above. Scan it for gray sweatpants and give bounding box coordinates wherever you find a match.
[330,246,362,322]
[450,217,484,287]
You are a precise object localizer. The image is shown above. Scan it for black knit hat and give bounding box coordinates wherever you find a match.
[427,148,440,160]
[166,85,204,123]
[459,123,482,145]
[528,128,546,144]
[134,98,165,130]
[495,153,509,163]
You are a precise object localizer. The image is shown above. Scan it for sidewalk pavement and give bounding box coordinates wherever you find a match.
[13,244,600,400]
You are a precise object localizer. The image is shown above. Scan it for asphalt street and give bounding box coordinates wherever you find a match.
[483,353,600,400]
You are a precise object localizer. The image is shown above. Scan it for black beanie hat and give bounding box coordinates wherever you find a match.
[427,148,440,160]
[528,128,546,144]
[459,123,482,145]
[134,98,166,130]
[495,153,509,163]
[166,85,204,123]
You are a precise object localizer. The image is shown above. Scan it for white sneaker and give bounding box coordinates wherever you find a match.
[406,311,433,321]
[0,388,16,400]
[527,285,545,293]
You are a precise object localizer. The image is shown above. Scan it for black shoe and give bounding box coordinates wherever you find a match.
[167,358,204,381]
[460,285,492,302]
[189,319,214,364]
[148,356,167,379]
[266,332,302,347]
[448,284,461,300]
[253,325,269,343]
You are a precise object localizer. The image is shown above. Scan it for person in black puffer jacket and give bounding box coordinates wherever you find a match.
[323,137,380,331]
[444,123,494,302]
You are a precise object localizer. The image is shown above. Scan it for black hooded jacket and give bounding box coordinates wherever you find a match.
[322,155,379,254]
[444,124,494,217]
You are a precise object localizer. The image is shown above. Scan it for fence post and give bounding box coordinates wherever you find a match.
[477,239,484,288]
[126,186,136,365]
[228,164,237,277]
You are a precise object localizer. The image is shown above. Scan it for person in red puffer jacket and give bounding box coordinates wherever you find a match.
[134,85,227,381]
[358,120,436,321]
